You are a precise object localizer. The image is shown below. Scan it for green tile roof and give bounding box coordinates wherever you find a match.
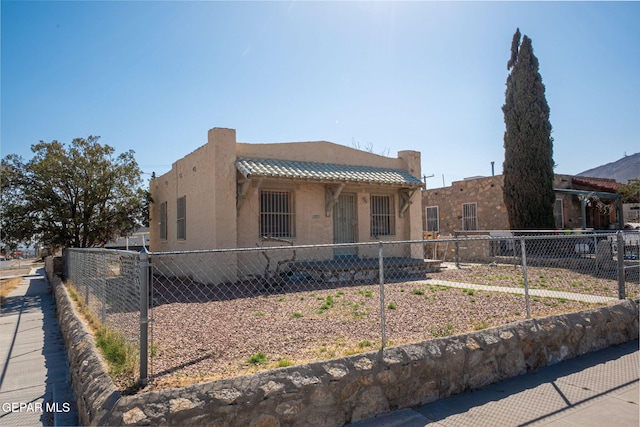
[236,157,422,187]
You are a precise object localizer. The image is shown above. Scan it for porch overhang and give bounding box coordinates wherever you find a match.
[554,188,622,229]
[554,188,620,200]
[236,157,424,217]
[236,157,423,188]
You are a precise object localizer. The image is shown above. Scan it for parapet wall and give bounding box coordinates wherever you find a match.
[46,258,639,427]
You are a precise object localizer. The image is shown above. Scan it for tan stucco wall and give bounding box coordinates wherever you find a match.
[150,127,422,261]
[236,181,332,249]
[236,183,420,249]
[150,128,238,252]
[236,141,412,171]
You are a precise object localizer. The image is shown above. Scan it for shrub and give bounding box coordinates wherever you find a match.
[247,352,268,365]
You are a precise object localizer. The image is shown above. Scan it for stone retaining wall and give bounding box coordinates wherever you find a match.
[46,257,121,426]
[46,258,639,427]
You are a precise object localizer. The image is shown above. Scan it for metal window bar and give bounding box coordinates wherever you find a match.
[371,195,395,236]
[425,206,439,232]
[159,201,167,240]
[176,196,186,240]
[260,190,295,238]
[462,202,478,231]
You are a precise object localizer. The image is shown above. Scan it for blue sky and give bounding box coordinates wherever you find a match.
[2,1,639,187]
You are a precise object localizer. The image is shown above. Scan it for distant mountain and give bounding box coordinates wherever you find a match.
[577,153,640,184]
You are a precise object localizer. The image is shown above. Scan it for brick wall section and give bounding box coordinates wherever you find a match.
[46,259,639,427]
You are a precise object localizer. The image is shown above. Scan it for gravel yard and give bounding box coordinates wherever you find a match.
[140,266,610,390]
[435,263,638,298]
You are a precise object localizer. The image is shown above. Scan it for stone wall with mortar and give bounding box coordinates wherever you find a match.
[46,259,639,427]
[46,257,122,426]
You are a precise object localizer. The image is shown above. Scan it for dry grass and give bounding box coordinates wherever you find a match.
[66,282,139,390]
[0,277,22,306]
[65,282,102,335]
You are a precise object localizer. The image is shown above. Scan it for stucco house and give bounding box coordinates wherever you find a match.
[422,174,623,237]
[149,127,424,282]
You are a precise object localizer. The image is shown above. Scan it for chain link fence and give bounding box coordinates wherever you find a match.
[64,248,141,379]
[62,231,639,387]
[447,231,639,300]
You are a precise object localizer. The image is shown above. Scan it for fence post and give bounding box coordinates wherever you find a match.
[139,248,150,386]
[520,239,531,319]
[84,252,90,308]
[454,231,460,268]
[62,248,68,281]
[617,231,625,300]
[378,242,386,349]
[101,251,107,324]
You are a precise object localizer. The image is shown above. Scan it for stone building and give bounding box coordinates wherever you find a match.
[422,174,623,237]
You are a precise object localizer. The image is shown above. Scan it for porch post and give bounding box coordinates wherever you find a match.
[616,198,624,229]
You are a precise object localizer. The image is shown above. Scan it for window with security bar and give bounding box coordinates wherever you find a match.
[177,196,186,240]
[425,206,439,232]
[554,199,564,229]
[370,194,395,237]
[159,201,168,240]
[260,190,295,238]
[462,202,478,231]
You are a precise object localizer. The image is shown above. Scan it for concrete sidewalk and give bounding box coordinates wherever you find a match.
[0,267,78,426]
[350,340,639,427]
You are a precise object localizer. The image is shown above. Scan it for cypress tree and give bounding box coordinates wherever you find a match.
[502,29,556,230]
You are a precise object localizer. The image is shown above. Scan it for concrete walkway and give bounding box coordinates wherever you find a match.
[0,267,78,426]
[350,340,639,427]
[419,279,617,304]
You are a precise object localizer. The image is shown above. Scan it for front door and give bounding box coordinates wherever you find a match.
[333,194,357,258]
